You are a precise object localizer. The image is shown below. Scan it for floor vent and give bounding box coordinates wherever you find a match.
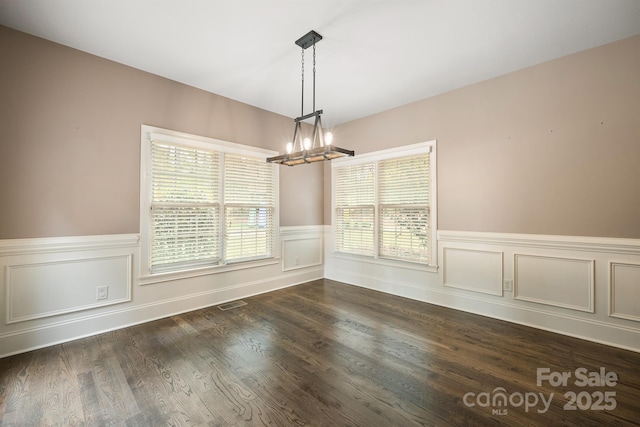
[217,300,247,311]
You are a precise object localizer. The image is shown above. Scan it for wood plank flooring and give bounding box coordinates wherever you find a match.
[1,279,639,426]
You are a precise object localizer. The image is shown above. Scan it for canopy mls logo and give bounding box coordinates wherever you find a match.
[462,367,618,415]
[463,388,553,415]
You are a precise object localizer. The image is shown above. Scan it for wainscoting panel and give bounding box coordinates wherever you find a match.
[0,229,325,358]
[280,226,323,272]
[610,262,640,322]
[514,254,594,313]
[327,229,640,352]
[6,255,132,324]
[3,229,640,357]
[443,248,503,296]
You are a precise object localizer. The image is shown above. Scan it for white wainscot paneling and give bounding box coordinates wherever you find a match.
[0,230,327,358]
[610,262,640,322]
[514,254,594,313]
[281,226,323,271]
[6,255,132,323]
[443,248,503,296]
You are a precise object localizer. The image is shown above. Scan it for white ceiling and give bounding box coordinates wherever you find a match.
[1,0,640,125]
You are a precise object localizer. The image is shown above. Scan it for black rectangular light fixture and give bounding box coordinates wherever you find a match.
[267,30,354,166]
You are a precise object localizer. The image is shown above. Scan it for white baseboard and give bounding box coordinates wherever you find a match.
[0,228,323,358]
[0,266,322,358]
[3,228,639,356]
[326,266,640,353]
[325,229,640,353]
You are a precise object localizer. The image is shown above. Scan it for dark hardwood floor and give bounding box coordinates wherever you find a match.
[1,279,639,426]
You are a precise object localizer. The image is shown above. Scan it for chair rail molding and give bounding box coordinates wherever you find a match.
[437,230,640,255]
[0,234,140,257]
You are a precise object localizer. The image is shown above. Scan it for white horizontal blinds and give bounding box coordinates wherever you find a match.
[224,154,275,262]
[334,162,375,256]
[150,140,220,271]
[378,154,430,263]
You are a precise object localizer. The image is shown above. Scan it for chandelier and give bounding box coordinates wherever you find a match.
[267,30,354,166]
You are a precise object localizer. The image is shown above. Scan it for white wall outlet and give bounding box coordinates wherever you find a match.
[96,285,108,300]
[503,280,513,292]
[294,256,300,266]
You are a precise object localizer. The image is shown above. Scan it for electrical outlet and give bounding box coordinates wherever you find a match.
[96,285,108,300]
[503,280,513,292]
[294,256,300,265]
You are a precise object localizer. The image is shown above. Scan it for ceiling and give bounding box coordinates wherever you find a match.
[1,0,640,126]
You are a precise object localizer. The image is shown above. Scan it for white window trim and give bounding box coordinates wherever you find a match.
[331,140,438,271]
[139,125,280,284]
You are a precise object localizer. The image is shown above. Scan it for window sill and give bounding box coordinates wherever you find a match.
[330,252,439,273]
[139,257,280,286]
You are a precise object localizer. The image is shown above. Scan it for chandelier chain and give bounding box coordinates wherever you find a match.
[313,42,317,112]
[301,48,304,116]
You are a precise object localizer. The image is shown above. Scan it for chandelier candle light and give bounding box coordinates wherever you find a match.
[267,30,354,166]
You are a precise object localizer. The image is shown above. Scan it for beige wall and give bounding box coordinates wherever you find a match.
[326,35,640,238]
[0,26,324,239]
[2,26,639,240]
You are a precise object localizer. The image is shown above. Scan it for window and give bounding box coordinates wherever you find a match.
[378,155,430,262]
[224,154,275,263]
[334,163,375,256]
[140,126,278,277]
[332,141,436,266]
[150,141,220,271]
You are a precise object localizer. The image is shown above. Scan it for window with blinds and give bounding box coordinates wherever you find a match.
[378,154,430,263]
[224,154,275,263]
[333,144,433,265]
[334,163,375,256]
[150,141,220,272]
[144,130,277,275]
